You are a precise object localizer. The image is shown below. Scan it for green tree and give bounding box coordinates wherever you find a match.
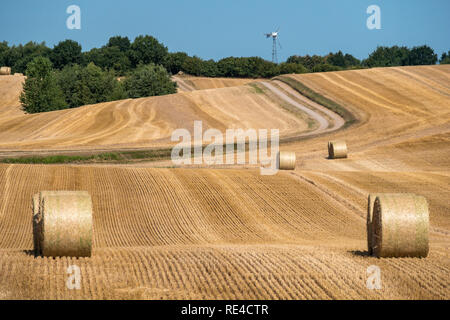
[363,46,410,67]
[107,36,131,52]
[326,51,361,68]
[13,41,51,74]
[279,62,308,74]
[0,41,9,66]
[124,64,177,98]
[51,39,82,69]
[20,57,67,113]
[57,63,125,108]
[164,52,189,74]
[181,56,205,76]
[312,64,342,72]
[440,51,450,64]
[83,46,131,75]
[129,35,168,67]
[286,55,325,71]
[408,45,437,65]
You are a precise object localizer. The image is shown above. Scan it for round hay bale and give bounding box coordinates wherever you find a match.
[277,151,296,170]
[33,191,93,257]
[328,141,347,159]
[0,67,11,75]
[13,73,23,76]
[372,193,429,258]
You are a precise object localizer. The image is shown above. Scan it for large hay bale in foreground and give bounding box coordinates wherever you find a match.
[33,191,93,257]
[277,151,296,170]
[0,67,11,75]
[328,141,348,159]
[371,193,429,258]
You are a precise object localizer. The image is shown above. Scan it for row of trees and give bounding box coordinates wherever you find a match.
[20,57,176,113]
[286,45,447,72]
[2,36,448,79]
[0,35,168,75]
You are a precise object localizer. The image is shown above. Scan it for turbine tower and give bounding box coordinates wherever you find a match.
[265,28,281,63]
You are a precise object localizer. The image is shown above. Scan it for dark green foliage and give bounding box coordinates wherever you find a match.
[216,57,278,78]
[13,42,52,74]
[124,64,177,98]
[164,52,189,74]
[312,64,342,73]
[286,55,325,71]
[20,57,67,113]
[0,41,51,74]
[325,51,361,68]
[408,45,438,65]
[83,46,131,75]
[106,36,131,52]
[278,62,308,74]
[129,35,168,67]
[363,46,410,67]
[0,41,8,66]
[57,63,126,108]
[440,51,450,64]
[363,45,437,67]
[51,39,82,69]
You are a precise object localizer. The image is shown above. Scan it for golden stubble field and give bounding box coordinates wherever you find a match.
[0,65,449,299]
[0,76,308,151]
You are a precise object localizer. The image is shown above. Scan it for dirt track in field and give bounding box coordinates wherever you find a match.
[0,65,449,299]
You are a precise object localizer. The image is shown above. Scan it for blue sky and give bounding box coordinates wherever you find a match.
[1,0,449,61]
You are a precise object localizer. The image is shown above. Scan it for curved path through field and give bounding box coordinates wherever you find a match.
[261,80,344,134]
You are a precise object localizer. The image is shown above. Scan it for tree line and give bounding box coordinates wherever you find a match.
[1,35,448,113]
[1,36,447,77]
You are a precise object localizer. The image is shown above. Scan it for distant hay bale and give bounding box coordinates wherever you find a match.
[13,73,23,76]
[277,151,296,170]
[371,193,429,258]
[33,191,93,257]
[0,67,11,75]
[328,141,347,159]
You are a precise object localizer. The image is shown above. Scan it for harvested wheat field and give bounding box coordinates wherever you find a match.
[280,65,450,172]
[0,65,449,300]
[0,164,448,299]
[0,78,312,153]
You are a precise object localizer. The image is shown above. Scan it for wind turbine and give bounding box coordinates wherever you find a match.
[265,28,282,63]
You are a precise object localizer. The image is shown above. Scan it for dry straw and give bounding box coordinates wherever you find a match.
[328,141,348,159]
[371,193,429,258]
[0,67,11,75]
[277,151,296,170]
[33,191,93,257]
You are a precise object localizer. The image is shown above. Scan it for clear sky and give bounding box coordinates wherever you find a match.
[1,0,449,62]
